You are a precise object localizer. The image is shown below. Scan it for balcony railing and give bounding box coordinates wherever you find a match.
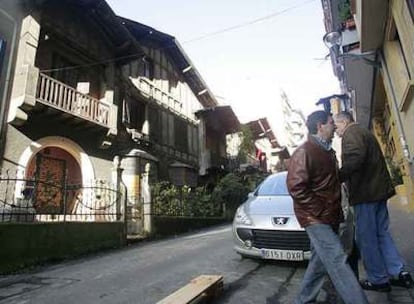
[130,76,195,122]
[36,73,114,129]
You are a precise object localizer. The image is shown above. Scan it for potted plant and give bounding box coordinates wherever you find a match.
[339,0,355,29]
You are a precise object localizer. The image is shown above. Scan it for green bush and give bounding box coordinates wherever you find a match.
[211,173,250,219]
[151,172,267,219]
[339,0,352,21]
[151,182,222,217]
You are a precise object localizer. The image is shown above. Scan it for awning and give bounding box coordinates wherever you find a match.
[195,105,240,134]
[245,118,280,148]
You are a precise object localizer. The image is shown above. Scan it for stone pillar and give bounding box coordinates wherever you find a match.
[8,14,41,125]
[142,163,152,235]
[112,156,124,222]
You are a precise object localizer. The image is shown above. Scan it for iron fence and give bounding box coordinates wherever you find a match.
[0,169,123,222]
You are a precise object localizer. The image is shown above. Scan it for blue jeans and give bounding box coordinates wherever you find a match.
[355,200,404,284]
[295,224,368,304]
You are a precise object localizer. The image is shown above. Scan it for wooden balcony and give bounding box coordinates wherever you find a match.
[130,76,195,122]
[9,66,117,138]
[36,73,117,130]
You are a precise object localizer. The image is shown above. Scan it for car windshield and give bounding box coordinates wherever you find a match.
[256,173,289,196]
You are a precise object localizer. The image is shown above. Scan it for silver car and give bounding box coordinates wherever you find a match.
[232,171,311,261]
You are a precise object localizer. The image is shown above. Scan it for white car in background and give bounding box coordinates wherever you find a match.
[232,171,311,261]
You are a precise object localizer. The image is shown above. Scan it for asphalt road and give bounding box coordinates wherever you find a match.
[0,224,306,303]
[0,203,413,303]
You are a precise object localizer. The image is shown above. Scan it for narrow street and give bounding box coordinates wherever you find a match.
[0,224,304,303]
[1,203,413,304]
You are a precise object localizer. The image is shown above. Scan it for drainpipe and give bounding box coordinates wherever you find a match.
[379,51,414,176]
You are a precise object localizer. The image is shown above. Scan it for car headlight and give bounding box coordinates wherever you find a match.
[234,206,252,225]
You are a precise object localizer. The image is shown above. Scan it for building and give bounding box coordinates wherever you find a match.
[0,0,239,234]
[321,0,414,209]
[0,3,18,158]
[280,91,307,153]
[242,117,286,172]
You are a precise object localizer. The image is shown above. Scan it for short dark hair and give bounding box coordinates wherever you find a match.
[306,110,330,134]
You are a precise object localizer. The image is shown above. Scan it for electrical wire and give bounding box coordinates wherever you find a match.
[40,53,144,73]
[183,0,316,44]
[39,0,316,73]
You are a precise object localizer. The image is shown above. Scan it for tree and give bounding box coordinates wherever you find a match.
[237,125,255,163]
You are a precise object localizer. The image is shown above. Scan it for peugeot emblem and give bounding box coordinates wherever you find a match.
[273,217,288,225]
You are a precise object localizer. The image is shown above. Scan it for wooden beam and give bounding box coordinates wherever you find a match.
[156,275,223,304]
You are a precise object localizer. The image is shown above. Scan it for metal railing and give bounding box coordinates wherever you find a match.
[36,73,112,128]
[0,169,122,222]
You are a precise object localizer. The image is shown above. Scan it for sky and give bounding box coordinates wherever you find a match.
[106,0,340,142]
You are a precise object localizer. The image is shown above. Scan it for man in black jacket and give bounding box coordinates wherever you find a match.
[334,111,413,292]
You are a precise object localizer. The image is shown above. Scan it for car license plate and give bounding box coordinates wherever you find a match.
[261,249,304,261]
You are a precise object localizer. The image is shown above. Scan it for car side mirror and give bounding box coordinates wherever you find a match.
[247,192,255,198]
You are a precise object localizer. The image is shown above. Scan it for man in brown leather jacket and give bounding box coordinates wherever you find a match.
[287,110,368,304]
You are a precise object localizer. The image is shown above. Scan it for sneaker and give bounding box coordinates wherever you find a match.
[360,279,391,292]
[390,271,414,288]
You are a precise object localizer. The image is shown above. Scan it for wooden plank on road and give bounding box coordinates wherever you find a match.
[156,275,223,304]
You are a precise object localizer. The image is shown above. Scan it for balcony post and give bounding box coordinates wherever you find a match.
[8,65,39,125]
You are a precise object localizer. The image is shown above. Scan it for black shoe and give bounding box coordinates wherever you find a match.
[390,271,414,288]
[360,279,391,292]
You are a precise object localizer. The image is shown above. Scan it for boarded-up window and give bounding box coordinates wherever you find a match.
[148,105,161,142]
[161,111,168,145]
[192,126,199,156]
[174,117,188,153]
[187,125,199,156]
[168,114,174,146]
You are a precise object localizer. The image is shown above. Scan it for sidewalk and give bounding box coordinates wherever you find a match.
[347,198,414,303]
[317,196,414,303]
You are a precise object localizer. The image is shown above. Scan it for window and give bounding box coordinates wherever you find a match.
[0,38,6,79]
[148,105,161,142]
[408,0,414,21]
[122,97,146,130]
[161,111,168,144]
[140,56,154,80]
[51,53,79,88]
[174,117,188,153]
[256,173,289,196]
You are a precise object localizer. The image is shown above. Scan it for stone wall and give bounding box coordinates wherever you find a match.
[0,222,125,274]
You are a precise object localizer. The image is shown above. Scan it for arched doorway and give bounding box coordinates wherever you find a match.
[25,147,82,214]
[17,136,95,217]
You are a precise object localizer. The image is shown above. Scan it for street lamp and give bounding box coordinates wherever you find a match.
[323,31,342,49]
[323,31,379,67]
